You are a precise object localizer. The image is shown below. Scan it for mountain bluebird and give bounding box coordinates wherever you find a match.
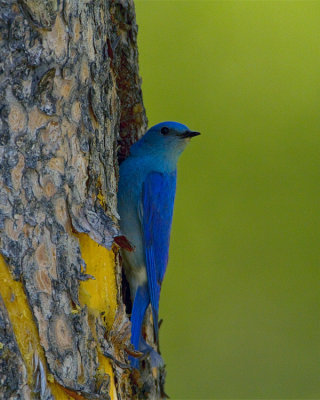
[117,121,200,368]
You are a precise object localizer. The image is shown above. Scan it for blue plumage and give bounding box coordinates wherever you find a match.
[117,121,200,368]
[143,170,177,344]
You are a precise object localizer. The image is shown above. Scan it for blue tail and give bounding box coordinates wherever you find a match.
[130,285,150,368]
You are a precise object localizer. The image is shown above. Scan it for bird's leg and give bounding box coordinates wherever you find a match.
[114,235,135,252]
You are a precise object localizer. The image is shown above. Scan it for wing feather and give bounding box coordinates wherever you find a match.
[141,170,177,342]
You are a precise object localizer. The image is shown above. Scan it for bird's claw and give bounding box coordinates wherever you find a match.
[124,346,144,359]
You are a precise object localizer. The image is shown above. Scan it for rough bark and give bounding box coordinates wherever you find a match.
[0,0,164,398]
[0,294,30,399]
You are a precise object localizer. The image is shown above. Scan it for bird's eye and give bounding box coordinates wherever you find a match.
[161,127,169,135]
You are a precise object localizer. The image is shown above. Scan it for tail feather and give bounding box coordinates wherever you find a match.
[151,306,159,346]
[130,284,164,369]
[130,285,149,368]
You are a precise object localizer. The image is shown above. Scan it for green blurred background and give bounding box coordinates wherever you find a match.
[134,1,320,398]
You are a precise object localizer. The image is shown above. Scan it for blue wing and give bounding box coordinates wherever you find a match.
[141,170,177,342]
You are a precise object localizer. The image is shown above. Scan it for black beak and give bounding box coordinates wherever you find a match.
[181,130,201,139]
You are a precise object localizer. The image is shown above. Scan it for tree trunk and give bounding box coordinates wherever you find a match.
[0,1,165,398]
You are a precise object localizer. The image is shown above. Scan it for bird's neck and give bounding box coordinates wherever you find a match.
[143,148,181,174]
[130,140,183,173]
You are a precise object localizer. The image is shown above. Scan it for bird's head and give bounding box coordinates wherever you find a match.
[130,121,200,162]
